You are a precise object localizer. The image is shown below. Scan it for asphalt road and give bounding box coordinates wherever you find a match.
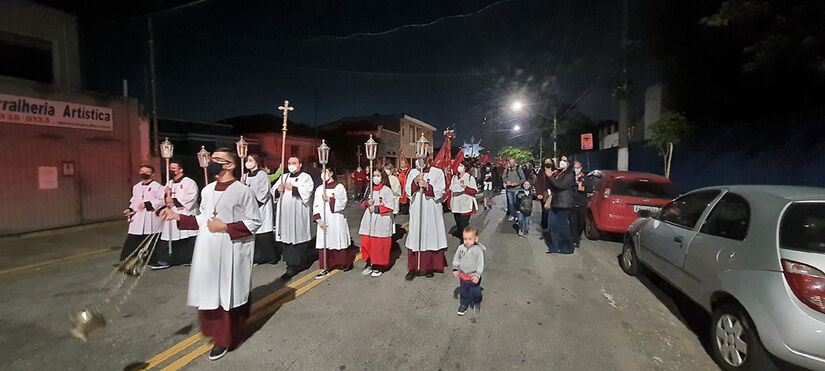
[0,194,718,370]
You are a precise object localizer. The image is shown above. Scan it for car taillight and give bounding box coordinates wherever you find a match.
[782,259,825,314]
[604,188,611,198]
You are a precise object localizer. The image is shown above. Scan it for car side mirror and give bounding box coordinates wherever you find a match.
[638,209,652,218]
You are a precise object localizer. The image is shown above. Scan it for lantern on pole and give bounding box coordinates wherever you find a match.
[317,139,331,274]
[364,135,378,195]
[236,136,248,183]
[197,146,210,185]
[160,137,174,183]
[415,134,430,161]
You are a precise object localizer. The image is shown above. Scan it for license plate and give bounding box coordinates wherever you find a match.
[633,205,659,214]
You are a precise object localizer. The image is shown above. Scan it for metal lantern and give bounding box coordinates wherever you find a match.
[317,139,330,166]
[197,146,211,168]
[415,133,430,159]
[160,137,174,159]
[364,135,378,161]
[235,136,248,159]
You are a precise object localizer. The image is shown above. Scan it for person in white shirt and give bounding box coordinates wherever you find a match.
[149,160,199,269]
[120,165,164,261]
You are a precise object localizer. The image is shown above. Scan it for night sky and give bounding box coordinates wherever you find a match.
[41,0,630,146]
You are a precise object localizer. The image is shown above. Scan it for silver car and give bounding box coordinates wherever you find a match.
[620,185,825,370]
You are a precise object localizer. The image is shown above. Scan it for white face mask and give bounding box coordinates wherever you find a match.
[457,166,465,173]
[245,162,256,170]
[288,164,298,173]
[385,169,391,176]
[372,176,382,185]
[321,173,329,182]
[559,161,568,169]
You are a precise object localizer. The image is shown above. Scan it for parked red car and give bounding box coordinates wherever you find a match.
[585,170,678,240]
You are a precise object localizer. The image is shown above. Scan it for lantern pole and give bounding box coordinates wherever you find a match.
[160,137,174,257]
[317,139,330,272]
[198,146,210,185]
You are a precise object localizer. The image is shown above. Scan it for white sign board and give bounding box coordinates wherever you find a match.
[0,94,113,131]
[38,166,58,190]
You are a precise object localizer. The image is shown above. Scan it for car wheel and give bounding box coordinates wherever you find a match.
[710,304,777,371]
[585,212,601,240]
[620,239,643,276]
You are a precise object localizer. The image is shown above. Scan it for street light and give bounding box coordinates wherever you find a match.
[510,100,524,112]
[508,100,557,160]
[197,145,210,185]
[513,125,521,131]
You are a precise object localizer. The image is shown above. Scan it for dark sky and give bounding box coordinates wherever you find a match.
[43,0,626,146]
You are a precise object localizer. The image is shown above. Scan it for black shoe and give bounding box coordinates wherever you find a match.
[280,272,294,281]
[208,346,228,361]
[405,272,415,281]
[426,271,435,278]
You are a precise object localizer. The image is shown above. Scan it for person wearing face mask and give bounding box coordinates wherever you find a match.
[502,158,526,222]
[271,157,315,280]
[396,159,411,215]
[532,158,555,230]
[449,161,479,239]
[159,148,262,361]
[481,164,495,211]
[352,166,367,201]
[244,154,277,265]
[312,167,352,278]
[515,180,536,237]
[569,161,587,248]
[404,157,448,280]
[148,160,199,269]
[120,165,164,262]
[546,156,576,254]
[383,163,402,218]
[358,169,396,277]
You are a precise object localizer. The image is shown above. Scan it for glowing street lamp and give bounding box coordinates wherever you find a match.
[510,100,524,112]
[513,125,521,131]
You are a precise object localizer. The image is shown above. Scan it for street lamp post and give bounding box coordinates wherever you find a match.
[511,100,555,160]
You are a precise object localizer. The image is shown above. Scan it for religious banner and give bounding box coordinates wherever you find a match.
[0,94,114,131]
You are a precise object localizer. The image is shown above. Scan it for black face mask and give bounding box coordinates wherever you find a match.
[140,173,151,180]
[207,161,226,179]
[544,163,553,169]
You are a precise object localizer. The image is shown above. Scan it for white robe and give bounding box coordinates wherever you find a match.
[312,183,350,250]
[358,185,396,238]
[404,167,448,251]
[127,181,164,235]
[271,171,314,244]
[161,177,199,241]
[387,174,401,214]
[246,170,274,234]
[187,181,261,311]
[450,173,479,214]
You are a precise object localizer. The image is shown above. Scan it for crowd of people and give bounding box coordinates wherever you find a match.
[118,150,589,360]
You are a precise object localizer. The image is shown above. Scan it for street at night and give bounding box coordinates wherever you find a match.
[1,0,824,370]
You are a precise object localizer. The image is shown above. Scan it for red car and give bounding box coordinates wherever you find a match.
[585,170,678,240]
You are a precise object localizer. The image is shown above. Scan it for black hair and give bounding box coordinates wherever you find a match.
[214,147,241,178]
[170,160,183,168]
[139,164,155,173]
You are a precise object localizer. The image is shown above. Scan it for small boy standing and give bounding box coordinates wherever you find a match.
[451,226,485,316]
[515,180,535,237]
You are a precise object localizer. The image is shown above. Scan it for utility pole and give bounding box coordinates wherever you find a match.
[552,106,558,159]
[616,0,631,171]
[148,17,159,157]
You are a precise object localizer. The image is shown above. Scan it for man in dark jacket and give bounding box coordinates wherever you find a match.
[502,158,526,221]
[533,158,555,229]
[569,161,588,248]
[547,156,575,254]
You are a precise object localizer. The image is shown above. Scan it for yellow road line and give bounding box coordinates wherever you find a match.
[144,255,362,369]
[160,342,214,371]
[0,248,111,277]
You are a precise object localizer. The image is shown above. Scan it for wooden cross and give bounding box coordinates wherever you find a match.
[278,100,294,133]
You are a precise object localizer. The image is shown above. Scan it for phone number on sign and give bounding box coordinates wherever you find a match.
[0,112,52,124]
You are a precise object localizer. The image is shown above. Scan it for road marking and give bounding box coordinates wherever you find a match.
[143,253,362,370]
[0,248,112,277]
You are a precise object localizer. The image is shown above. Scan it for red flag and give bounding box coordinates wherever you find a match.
[451,146,465,174]
[481,154,489,164]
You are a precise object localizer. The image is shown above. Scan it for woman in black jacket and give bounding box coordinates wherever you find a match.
[546,157,575,254]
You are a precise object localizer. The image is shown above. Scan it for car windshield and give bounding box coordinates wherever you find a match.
[610,179,677,199]
[780,203,825,254]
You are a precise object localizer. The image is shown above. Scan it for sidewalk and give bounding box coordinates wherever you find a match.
[0,221,125,272]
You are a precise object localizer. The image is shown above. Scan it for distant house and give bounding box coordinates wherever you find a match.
[319,114,436,169]
[219,114,320,170]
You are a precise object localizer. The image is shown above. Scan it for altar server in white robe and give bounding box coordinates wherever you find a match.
[271,156,314,280]
[404,158,449,281]
[312,167,352,279]
[244,154,277,265]
[150,160,199,269]
[120,164,164,261]
[160,148,261,361]
[449,161,479,239]
[359,170,396,278]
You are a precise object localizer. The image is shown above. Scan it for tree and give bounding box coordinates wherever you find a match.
[497,146,534,165]
[647,111,691,178]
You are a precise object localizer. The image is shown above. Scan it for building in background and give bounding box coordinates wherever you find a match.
[320,114,436,169]
[0,0,148,235]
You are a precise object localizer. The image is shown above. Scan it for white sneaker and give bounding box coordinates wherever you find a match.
[370,270,383,277]
[361,267,373,276]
